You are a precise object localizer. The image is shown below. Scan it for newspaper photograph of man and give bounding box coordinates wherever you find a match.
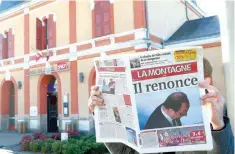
[101,78,116,94]
[136,87,204,130]
[145,92,189,129]
[130,58,141,69]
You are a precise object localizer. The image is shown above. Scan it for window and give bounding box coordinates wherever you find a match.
[7,29,14,58]
[36,14,56,50]
[0,29,14,60]
[94,0,113,37]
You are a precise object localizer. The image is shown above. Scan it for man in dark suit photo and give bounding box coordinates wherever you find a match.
[144,92,190,129]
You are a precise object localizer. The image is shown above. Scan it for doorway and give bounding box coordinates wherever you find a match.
[47,92,58,132]
[1,80,16,131]
[46,76,58,132]
[39,75,59,132]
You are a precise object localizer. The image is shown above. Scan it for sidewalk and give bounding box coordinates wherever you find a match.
[0,132,34,154]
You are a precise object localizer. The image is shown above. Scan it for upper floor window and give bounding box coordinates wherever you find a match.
[0,29,14,60]
[36,14,56,50]
[94,0,113,37]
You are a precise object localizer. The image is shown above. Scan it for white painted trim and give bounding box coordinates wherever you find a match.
[24,8,29,15]
[110,37,115,44]
[109,0,115,4]
[40,12,56,21]
[115,28,146,37]
[135,29,147,40]
[164,37,221,48]
[88,0,95,10]
[0,28,149,71]
[28,1,62,14]
[42,21,45,26]
[0,31,6,38]
[134,44,148,50]
[149,41,162,49]
[69,45,77,61]
[11,58,14,65]
[0,39,143,71]
[0,0,61,20]
[91,40,95,48]
[5,70,11,81]
[12,29,15,35]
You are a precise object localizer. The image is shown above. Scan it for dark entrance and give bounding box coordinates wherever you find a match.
[47,93,58,132]
[47,76,58,133]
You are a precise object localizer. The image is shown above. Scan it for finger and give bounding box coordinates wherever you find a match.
[201,98,218,105]
[90,90,102,97]
[199,81,209,87]
[91,85,99,91]
[201,92,218,100]
[91,100,104,107]
[199,82,219,93]
[91,96,104,103]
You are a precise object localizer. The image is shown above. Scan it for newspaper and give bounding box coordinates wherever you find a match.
[93,47,213,153]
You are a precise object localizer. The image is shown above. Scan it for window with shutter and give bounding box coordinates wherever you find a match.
[94,0,112,37]
[103,1,111,36]
[2,34,8,59]
[7,29,14,58]
[42,19,48,50]
[0,34,3,60]
[36,14,56,51]
[48,14,56,48]
[36,18,42,50]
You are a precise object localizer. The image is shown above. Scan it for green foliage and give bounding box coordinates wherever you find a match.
[29,140,43,152]
[52,141,65,154]
[22,133,108,154]
[41,139,54,154]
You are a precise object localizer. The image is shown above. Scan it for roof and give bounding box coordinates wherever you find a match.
[0,0,25,13]
[165,16,220,45]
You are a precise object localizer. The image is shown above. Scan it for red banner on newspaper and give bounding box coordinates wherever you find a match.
[97,67,125,72]
[190,130,206,143]
[131,62,197,81]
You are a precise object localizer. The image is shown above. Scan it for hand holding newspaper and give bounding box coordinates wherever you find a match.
[93,47,213,153]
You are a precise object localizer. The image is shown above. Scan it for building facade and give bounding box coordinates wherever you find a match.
[0,0,224,133]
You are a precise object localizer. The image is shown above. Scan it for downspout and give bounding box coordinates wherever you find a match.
[185,0,189,21]
[144,0,151,50]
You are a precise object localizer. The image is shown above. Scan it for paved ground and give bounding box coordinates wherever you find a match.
[0,132,35,154]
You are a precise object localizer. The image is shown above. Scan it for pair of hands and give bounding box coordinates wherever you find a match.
[88,81,225,130]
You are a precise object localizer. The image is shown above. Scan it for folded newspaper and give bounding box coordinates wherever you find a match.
[93,47,213,153]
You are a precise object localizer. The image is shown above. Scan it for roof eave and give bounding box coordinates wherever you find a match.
[164,36,221,48]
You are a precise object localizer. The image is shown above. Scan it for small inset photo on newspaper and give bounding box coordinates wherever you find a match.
[101,78,116,95]
[113,107,121,123]
[137,87,203,130]
[123,94,132,106]
[130,57,141,69]
[157,125,206,147]
[126,127,138,146]
[95,60,101,68]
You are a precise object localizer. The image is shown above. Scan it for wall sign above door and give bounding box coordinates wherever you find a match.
[28,62,69,76]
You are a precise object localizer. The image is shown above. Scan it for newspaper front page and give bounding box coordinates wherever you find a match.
[94,47,213,153]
